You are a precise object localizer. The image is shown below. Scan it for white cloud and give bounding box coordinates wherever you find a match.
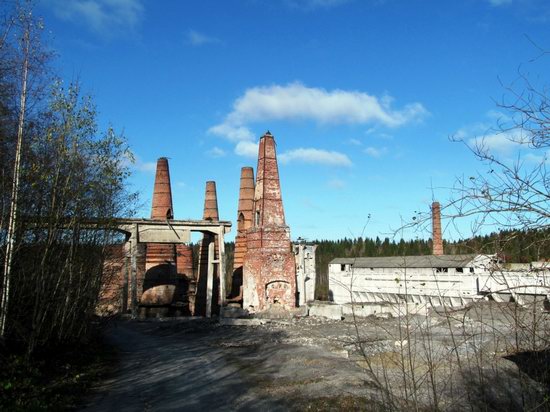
[187,29,220,46]
[235,141,259,158]
[327,178,346,189]
[524,150,550,164]
[209,83,425,163]
[209,124,254,142]
[238,83,424,126]
[210,82,428,141]
[207,147,226,158]
[467,130,529,155]
[49,0,144,35]
[134,156,156,173]
[485,110,511,122]
[364,146,388,158]
[279,148,352,167]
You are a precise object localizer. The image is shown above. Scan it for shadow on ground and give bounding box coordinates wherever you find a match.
[80,319,372,411]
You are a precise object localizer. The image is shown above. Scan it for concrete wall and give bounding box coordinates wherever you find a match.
[294,243,317,305]
[328,255,550,307]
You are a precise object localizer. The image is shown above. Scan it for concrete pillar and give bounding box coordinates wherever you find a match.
[218,228,226,309]
[123,243,130,313]
[432,201,444,256]
[206,242,215,318]
[130,225,138,317]
[196,181,220,316]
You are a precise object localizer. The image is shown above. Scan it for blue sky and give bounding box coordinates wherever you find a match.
[34,0,550,242]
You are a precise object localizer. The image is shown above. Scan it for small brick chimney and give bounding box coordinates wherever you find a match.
[203,181,219,221]
[432,201,444,256]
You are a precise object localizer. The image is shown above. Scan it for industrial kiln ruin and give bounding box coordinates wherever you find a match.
[99,131,314,318]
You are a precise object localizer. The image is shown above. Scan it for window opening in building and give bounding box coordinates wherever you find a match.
[340,264,346,271]
[456,267,463,273]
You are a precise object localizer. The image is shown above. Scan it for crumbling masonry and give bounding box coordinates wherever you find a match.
[243,132,297,312]
[230,167,255,301]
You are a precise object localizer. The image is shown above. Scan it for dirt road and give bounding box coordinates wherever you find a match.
[81,305,548,411]
[80,318,370,412]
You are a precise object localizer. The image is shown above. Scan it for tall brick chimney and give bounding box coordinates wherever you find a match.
[432,201,444,256]
[195,181,220,316]
[233,167,255,270]
[243,131,297,312]
[146,158,176,270]
[229,167,255,301]
[253,132,286,227]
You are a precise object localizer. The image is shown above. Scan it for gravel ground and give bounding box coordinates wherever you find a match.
[81,302,550,411]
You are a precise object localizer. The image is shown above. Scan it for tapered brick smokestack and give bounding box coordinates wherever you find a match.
[228,168,255,301]
[151,157,173,220]
[243,131,297,312]
[432,201,444,256]
[234,167,255,270]
[195,181,220,315]
[146,158,176,270]
[254,132,286,226]
[203,181,219,220]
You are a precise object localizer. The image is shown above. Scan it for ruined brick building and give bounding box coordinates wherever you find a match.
[229,167,255,301]
[242,131,298,312]
[99,131,311,317]
[141,158,194,313]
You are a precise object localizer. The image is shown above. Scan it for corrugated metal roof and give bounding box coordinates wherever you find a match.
[329,254,478,268]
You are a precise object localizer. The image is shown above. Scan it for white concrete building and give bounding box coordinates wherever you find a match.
[329,254,550,308]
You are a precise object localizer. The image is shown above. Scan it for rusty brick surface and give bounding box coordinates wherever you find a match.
[99,243,146,315]
[150,157,174,220]
[243,132,297,312]
[143,157,180,306]
[98,244,126,315]
[176,244,193,278]
[234,167,255,274]
[146,157,177,271]
[203,181,219,221]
